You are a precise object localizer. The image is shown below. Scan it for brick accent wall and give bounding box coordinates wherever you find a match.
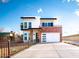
[22,26,62,43]
[38,31,41,42]
[41,27,61,32]
[41,26,62,42]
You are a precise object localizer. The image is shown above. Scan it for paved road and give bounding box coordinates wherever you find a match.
[11,43,79,58]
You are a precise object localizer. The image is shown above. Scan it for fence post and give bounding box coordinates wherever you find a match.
[1,42,2,58]
[28,40,30,48]
[7,40,10,58]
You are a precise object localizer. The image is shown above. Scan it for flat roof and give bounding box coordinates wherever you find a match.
[21,16,57,20]
[21,17,36,19]
[40,18,57,20]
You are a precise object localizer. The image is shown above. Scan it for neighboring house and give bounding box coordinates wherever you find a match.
[20,16,62,43]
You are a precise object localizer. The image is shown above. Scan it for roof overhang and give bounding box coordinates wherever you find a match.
[40,18,57,20]
[21,17,36,19]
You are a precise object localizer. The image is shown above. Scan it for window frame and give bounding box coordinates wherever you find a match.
[29,22,32,28]
[24,22,27,29]
[42,22,47,27]
[50,22,53,26]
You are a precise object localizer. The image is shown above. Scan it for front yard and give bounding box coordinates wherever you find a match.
[0,42,29,58]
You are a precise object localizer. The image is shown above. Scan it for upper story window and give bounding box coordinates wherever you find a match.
[42,23,47,27]
[42,22,53,27]
[50,22,53,26]
[42,23,44,27]
[48,22,53,26]
[29,22,32,28]
[24,22,27,28]
[21,23,23,29]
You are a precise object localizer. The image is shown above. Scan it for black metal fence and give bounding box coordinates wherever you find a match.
[0,41,29,58]
[0,41,9,58]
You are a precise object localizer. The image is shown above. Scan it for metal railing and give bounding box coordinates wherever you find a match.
[0,40,29,58]
[0,41,9,58]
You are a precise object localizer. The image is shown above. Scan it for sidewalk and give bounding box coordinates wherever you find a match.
[11,43,79,58]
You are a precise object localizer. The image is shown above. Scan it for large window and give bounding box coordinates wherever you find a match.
[42,23,47,27]
[24,22,27,28]
[29,22,32,28]
[42,22,53,27]
[24,33,27,40]
[48,22,53,26]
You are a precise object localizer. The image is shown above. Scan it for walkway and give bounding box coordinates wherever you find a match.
[11,43,79,58]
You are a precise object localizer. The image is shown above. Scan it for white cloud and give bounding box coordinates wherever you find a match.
[67,0,71,2]
[76,0,79,2]
[75,10,79,16]
[75,0,79,6]
[62,0,79,3]
[37,8,43,14]
[62,0,71,3]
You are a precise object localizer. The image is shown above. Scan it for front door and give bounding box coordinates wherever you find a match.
[36,33,39,43]
[33,32,39,43]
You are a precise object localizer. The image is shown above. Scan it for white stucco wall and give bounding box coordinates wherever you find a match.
[22,16,40,29]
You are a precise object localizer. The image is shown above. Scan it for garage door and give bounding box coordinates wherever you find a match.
[41,33,60,42]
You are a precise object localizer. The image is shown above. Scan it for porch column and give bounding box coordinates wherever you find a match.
[38,30,41,43]
[60,27,62,42]
[30,30,33,44]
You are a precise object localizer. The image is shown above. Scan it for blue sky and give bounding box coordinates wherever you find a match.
[0,0,79,36]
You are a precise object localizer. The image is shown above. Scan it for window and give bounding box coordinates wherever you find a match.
[29,22,32,28]
[24,22,27,28]
[21,23,23,29]
[42,33,46,42]
[42,33,46,35]
[48,22,53,26]
[48,23,51,26]
[44,23,47,27]
[24,33,27,35]
[42,23,44,27]
[24,33,27,40]
[42,23,47,27]
[50,22,53,26]
[24,37,27,40]
[42,22,53,27]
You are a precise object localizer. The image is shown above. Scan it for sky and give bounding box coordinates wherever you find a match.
[0,0,79,36]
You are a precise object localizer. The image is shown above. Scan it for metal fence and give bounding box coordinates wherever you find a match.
[0,41,29,58]
[0,41,9,58]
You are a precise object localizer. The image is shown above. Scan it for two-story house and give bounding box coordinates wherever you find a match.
[20,16,62,43]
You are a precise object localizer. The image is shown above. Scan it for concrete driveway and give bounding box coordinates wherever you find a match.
[11,43,79,58]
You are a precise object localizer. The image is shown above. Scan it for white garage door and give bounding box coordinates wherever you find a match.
[41,33,60,42]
